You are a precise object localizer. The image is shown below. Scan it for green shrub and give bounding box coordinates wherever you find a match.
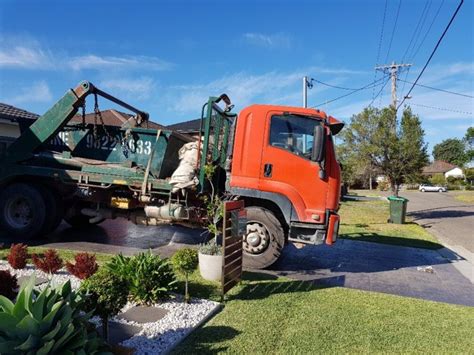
[171,248,198,303]
[429,173,446,186]
[0,277,108,354]
[106,251,177,305]
[81,268,128,342]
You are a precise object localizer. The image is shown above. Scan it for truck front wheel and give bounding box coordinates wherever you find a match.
[243,207,285,269]
[0,183,47,240]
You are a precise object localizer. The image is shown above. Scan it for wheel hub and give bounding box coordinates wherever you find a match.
[5,197,32,228]
[243,222,270,255]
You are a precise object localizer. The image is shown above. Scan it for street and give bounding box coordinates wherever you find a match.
[400,191,473,256]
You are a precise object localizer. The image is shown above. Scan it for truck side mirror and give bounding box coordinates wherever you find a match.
[312,125,326,163]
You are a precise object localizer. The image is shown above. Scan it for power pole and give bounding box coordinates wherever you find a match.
[374,62,412,109]
[302,76,314,108]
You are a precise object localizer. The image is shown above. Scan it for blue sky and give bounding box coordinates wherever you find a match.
[0,0,472,154]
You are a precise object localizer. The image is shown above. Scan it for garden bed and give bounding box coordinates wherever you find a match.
[0,260,220,354]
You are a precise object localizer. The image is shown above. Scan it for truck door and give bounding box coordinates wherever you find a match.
[259,112,327,223]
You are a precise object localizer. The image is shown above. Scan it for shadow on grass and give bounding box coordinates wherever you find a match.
[339,232,443,249]
[228,279,316,301]
[170,326,240,354]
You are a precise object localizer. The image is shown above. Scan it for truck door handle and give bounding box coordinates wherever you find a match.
[264,163,273,177]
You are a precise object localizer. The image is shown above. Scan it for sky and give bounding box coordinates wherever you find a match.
[0,0,472,154]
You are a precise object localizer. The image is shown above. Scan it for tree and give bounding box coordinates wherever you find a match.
[464,127,474,163]
[171,248,198,303]
[341,106,428,196]
[432,138,468,167]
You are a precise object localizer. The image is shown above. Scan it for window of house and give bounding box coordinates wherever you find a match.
[269,114,321,159]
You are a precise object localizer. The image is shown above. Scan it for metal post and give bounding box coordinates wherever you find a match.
[303,76,308,108]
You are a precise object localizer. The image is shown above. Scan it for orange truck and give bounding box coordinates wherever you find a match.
[0,82,343,269]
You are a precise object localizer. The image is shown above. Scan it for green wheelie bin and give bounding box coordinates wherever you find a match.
[387,196,409,224]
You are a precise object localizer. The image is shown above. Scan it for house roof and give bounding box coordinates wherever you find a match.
[72,109,166,130]
[422,160,458,174]
[0,103,166,131]
[0,103,39,121]
[167,118,201,133]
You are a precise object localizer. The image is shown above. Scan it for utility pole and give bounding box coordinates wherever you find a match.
[302,76,314,108]
[374,62,412,110]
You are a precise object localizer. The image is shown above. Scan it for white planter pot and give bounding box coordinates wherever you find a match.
[198,252,223,281]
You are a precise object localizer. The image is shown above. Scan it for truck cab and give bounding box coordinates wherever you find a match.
[228,104,343,268]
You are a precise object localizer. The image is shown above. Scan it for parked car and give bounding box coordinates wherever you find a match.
[419,184,447,192]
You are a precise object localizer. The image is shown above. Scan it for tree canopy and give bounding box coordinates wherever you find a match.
[432,138,468,167]
[340,106,428,195]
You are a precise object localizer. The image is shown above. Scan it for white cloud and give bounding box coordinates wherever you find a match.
[3,81,53,105]
[69,55,173,71]
[99,77,155,100]
[243,32,292,49]
[0,36,173,72]
[0,46,50,68]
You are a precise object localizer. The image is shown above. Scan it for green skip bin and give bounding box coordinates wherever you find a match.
[387,196,409,224]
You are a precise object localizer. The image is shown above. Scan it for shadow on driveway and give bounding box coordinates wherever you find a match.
[263,239,473,306]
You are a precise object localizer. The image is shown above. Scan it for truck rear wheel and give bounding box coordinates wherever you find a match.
[37,185,64,235]
[243,207,284,269]
[0,183,47,240]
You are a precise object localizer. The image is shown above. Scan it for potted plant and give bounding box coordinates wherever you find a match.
[198,164,224,281]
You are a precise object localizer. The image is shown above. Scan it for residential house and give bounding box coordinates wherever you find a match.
[167,118,201,139]
[422,160,464,179]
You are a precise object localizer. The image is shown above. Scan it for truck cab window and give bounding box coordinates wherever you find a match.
[269,114,320,159]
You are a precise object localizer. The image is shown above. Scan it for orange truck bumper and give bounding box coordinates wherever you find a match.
[325,213,340,245]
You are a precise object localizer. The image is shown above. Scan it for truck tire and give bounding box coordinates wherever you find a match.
[243,207,285,269]
[36,185,64,235]
[0,183,47,240]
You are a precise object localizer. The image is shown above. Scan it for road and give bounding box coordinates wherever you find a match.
[398,191,474,256]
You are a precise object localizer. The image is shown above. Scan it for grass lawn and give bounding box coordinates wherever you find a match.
[452,191,474,204]
[338,199,442,249]
[174,273,474,354]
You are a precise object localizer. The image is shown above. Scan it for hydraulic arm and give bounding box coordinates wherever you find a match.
[4,81,149,164]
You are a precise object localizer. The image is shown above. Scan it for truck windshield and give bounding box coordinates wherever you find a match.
[269,114,321,159]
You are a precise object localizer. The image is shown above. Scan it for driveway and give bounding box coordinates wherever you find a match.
[267,239,474,307]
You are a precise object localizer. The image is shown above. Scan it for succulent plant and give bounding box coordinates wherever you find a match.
[0,276,110,354]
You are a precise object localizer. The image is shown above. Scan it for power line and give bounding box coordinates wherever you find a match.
[310,79,363,91]
[401,0,430,62]
[397,0,464,110]
[372,0,389,101]
[398,78,474,98]
[311,76,388,108]
[407,0,433,61]
[411,0,445,62]
[409,102,472,115]
[369,76,391,107]
[384,0,402,63]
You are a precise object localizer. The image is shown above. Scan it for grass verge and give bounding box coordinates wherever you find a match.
[453,191,474,204]
[173,273,474,354]
[338,199,442,249]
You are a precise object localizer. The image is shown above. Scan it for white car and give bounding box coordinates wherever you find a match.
[419,184,447,192]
